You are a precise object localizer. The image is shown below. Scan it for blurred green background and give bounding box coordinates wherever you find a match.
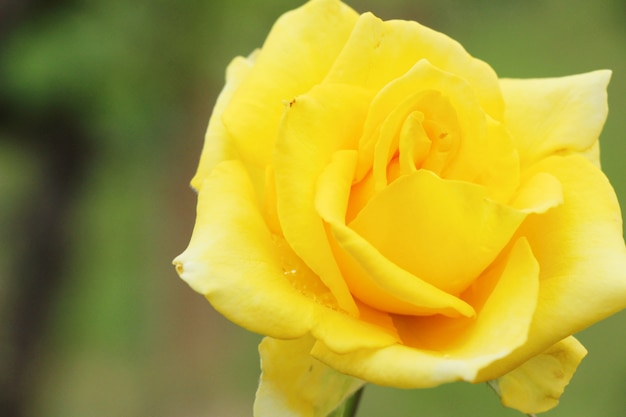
[1,0,624,416]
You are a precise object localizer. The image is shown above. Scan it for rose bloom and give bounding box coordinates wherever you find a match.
[174,0,626,415]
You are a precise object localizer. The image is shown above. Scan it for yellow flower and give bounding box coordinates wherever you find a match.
[174,0,626,415]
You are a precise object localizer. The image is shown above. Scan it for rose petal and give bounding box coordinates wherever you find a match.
[191,54,255,190]
[311,304,398,356]
[393,237,539,355]
[175,160,397,352]
[495,336,587,414]
[354,59,491,186]
[327,218,476,318]
[315,153,475,317]
[255,336,365,417]
[311,237,540,387]
[276,231,399,354]
[478,154,626,380]
[314,150,358,225]
[475,117,520,203]
[398,110,430,175]
[274,83,374,315]
[348,170,552,296]
[221,0,359,168]
[525,155,626,331]
[509,171,564,214]
[500,70,610,169]
[324,12,503,120]
[174,160,315,338]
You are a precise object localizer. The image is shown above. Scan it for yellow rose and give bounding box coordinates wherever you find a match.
[174,0,626,415]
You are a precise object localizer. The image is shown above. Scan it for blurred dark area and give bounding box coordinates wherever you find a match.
[0,1,624,417]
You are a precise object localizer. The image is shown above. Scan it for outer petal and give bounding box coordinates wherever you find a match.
[311,237,540,387]
[478,154,626,380]
[500,70,610,169]
[174,160,315,338]
[495,336,587,414]
[221,0,359,168]
[254,336,364,417]
[191,55,255,190]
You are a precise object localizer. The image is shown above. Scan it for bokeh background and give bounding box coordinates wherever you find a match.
[1,0,625,416]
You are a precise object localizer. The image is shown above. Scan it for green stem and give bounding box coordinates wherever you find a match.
[329,386,365,417]
[345,386,365,417]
